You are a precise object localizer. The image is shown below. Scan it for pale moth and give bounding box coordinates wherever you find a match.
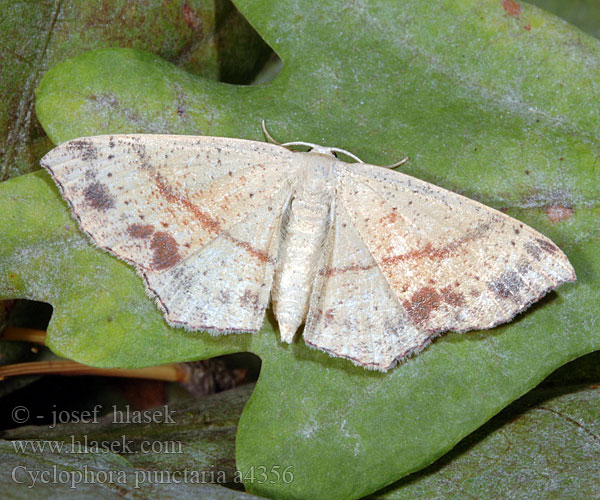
[41,124,576,371]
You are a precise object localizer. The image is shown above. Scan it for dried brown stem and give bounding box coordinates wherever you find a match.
[0,360,190,383]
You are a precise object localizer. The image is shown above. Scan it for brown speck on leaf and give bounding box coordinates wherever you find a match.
[403,286,441,326]
[545,205,574,223]
[127,223,154,239]
[150,232,181,270]
[524,24,531,31]
[83,182,115,211]
[183,2,202,30]
[502,0,521,17]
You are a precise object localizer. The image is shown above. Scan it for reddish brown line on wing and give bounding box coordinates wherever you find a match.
[153,172,221,233]
[320,263,374,277]
[382,223,491,266]
[322,223,492,277]
[225,234,271,264]
[153,172,276,264]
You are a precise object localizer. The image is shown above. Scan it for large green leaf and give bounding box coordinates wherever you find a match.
[1,0,598,499]
[372,360,600,499]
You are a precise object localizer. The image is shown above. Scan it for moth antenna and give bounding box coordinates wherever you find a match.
[327,147,365,163]
[280,141,316,150]
[380,156,409,169]
[261,120,281,145]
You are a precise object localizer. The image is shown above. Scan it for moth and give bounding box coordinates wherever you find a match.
[41,126,576,371]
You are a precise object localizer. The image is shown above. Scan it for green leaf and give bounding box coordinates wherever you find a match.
[371,371,600,499]
[528,0,600,39]
[2,0,599,499]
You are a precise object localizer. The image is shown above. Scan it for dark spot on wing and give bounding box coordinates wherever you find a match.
[487,270,524,301]
[241,289,261,312]
[379,211,399,225]
[324,308,335,326]
[525,242,542,260]
[83,182,114,211]
[403,286,441,326]
[440,286,465,307]
[150,231,181,270]
[128,137,148,166]
[67,138,98,161]
[127,223,155,239]
[536,238,558,254]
